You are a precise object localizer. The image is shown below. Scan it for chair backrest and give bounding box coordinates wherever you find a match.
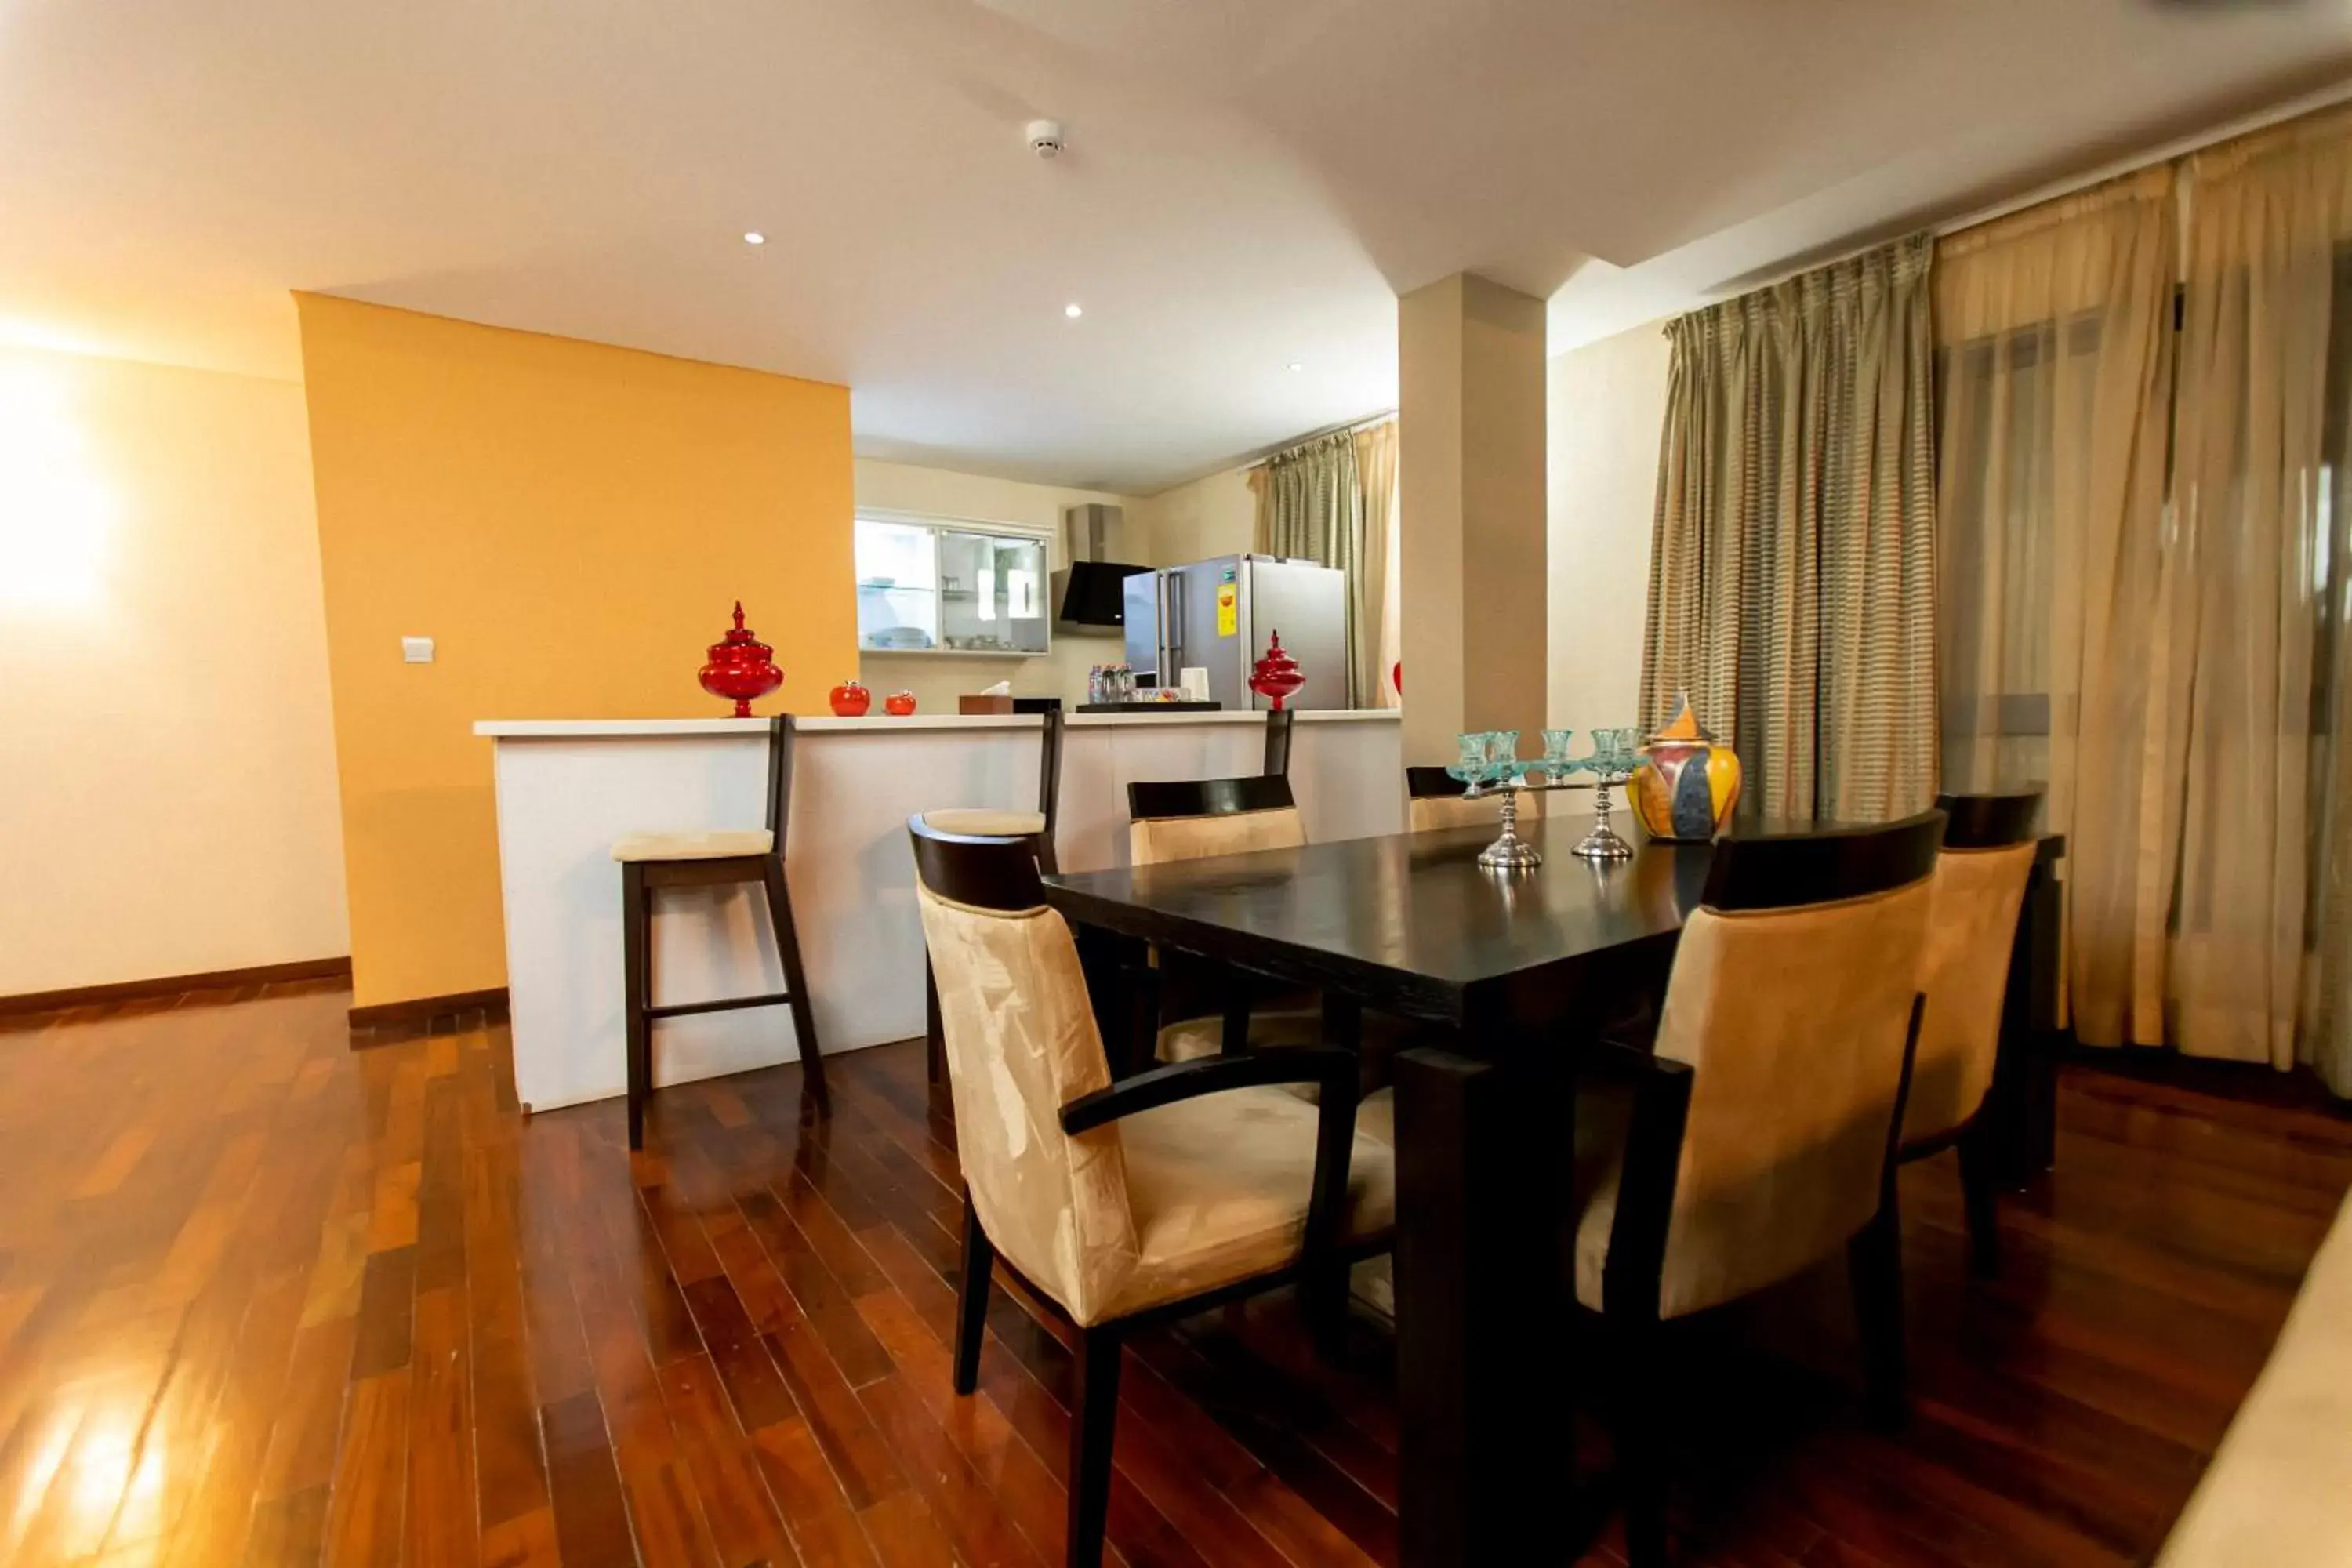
[762,716,797,844]
[1646,811,1944,1318]
[1126,774,1305,866]
[908,816,1140,1324]
[1904,791,2042,1146]
[1403,765,1546,833]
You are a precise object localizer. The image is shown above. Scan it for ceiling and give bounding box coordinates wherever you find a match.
[2,0,2349,492]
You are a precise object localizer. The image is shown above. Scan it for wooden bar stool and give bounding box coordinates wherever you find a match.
[920,709,1066,1083]
[612,714,824,1149]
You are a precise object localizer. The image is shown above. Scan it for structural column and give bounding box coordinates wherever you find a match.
[1397,273,1548,762]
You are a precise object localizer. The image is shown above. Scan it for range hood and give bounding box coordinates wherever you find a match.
[1051,503,1147,631]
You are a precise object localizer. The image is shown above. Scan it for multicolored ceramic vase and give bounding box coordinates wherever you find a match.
[1631,692,1744,842]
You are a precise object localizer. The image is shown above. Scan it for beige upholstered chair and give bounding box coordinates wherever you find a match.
[1569,814,1943,1566]
[1403,764,1552,833]
[909,815,1392,1568]
[1900,789,2042,1276]
[918,711,1066,1083]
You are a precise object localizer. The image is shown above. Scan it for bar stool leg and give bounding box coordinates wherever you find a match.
[760,857,828,1110]
[622,861,652,1151]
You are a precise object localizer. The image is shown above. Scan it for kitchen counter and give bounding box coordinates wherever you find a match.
[475,708,1403,1111]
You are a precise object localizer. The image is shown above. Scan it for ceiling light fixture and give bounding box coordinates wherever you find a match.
[742,231,766,246]
[1287,361,1304,372]
[1064,303,1083,319]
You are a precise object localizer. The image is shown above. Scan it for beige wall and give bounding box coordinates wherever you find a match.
[1546,321,1670,731]
[0,343,349,996]
[854,460,1144,712]
[1134,463,1255,568]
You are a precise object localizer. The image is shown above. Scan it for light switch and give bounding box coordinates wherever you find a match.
[401,636,435,664]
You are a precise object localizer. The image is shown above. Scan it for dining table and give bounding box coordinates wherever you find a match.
[1041,809,2064,1566]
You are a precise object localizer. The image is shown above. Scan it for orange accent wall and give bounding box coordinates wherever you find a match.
[296,295,854,1010]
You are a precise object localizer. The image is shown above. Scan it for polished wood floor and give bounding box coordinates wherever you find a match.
[2,980,2347,1568]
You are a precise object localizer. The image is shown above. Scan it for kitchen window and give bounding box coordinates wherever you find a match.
[855,514,1050,655]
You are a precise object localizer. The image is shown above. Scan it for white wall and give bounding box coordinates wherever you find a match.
[0,343,349,995]
[1546,320,1671,731]
[852,459,1143,713]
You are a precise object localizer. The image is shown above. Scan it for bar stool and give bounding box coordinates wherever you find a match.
[920,709,1066,1083]
[611,714,824,1149]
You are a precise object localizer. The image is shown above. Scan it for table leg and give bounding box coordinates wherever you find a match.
[1393,1044,1571,1566]
[1073,925,1145,1076]
[1983,853,2063,1189]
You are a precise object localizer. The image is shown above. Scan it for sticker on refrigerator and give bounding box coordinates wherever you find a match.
[1216,582,1238,637]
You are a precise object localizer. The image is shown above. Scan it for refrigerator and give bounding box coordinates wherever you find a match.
[1123,554,1350,710]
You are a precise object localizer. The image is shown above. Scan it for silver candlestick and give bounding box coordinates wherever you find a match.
[1476,785,1542,870]
[1571,766,1636,862]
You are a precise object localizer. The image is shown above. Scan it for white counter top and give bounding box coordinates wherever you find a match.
[475,709,1400,739]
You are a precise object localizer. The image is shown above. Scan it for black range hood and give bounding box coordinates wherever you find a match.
[1052,503,1146,630]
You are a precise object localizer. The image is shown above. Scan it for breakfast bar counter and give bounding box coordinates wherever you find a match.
[474,709,1403,1112]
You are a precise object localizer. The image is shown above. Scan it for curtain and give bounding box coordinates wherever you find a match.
[2169,110,2352,1087]
[1352,419,1403,709]
[1642,234,1940,820]
[1933,166,2178,1047]
[1253,422,1398,708]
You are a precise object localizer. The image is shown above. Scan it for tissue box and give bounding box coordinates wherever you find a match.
[957,695,1015,714]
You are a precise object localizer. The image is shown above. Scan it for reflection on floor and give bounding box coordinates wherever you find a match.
[0,978,2347,1567]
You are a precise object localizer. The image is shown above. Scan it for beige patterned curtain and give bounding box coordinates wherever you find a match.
[1352,419,1402,709]
[1933,167,2178,1047]
[1642,234,1939,820]
[1253,423,1397,708]
[2169,110,2352,1087]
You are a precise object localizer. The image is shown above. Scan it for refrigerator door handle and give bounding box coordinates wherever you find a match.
[1164,572,1181,675]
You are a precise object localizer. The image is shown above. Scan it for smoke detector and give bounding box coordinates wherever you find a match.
[1025,119,1066,159]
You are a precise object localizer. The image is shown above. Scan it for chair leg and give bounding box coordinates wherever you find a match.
[1068,1326,1123,1568]
[1956,1127,2003,1279]
[760,858,827,1111]
[953,1190,994,1396]
[925,955,946,1087]
[1849,1196,1909,1430]
[1610,1313,1669,1568]
[622,862,651,1151]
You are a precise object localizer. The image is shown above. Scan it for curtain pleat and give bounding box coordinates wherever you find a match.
[1642,234,1939,820]
[1933,166,2178,1047]
[1254,423,1393,708]
[1351,420,1403,709]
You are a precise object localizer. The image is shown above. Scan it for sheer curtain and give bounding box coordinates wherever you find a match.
[1933,167,2178,1047]
[1642,234,1939,819]
[2171,111,2352,1086]
[1252,421,1399,708]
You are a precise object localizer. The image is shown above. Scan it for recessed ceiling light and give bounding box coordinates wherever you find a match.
[742,231,766,246]
[1064,303,1083,319]
[1287,361,1304,372]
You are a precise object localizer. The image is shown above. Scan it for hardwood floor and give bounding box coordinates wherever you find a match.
[1,981,2345,1568]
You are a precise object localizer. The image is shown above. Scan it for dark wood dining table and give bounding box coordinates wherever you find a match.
[1042,812,2064,1566]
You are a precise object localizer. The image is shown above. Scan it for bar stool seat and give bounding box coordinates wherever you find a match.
[916,808,1046,838]
[612,829,775,862]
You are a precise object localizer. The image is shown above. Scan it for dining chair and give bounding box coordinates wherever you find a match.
[610,714,825,1149]
[1576,812,1943,1564]
[1403,764,1551,833]
[919,710,1066,1083]
[1900,788,2043,1277]
[909,815,1393,1568]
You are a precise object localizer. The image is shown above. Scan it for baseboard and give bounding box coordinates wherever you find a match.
[0,956,353,1017]
[347,986,510,1029]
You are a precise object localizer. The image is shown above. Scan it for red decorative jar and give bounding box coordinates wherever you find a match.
[884,690,917,717]
[829,678,872,717]
[698,601,782,718]
[1247,630,1305,711]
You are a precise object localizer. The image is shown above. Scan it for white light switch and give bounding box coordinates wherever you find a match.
[401,636,435,664]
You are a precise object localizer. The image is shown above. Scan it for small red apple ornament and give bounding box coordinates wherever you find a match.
[829,678,872,717]
[884,690,917,717]
[698,601,782,718]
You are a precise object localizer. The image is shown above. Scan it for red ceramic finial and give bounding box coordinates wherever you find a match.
[1248,628,1306,712]
[699,601,782,718]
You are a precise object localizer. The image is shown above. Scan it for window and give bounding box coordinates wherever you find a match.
[855,516,1050,655]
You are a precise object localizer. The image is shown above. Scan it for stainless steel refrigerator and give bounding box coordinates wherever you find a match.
[1122,554,1349,710]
